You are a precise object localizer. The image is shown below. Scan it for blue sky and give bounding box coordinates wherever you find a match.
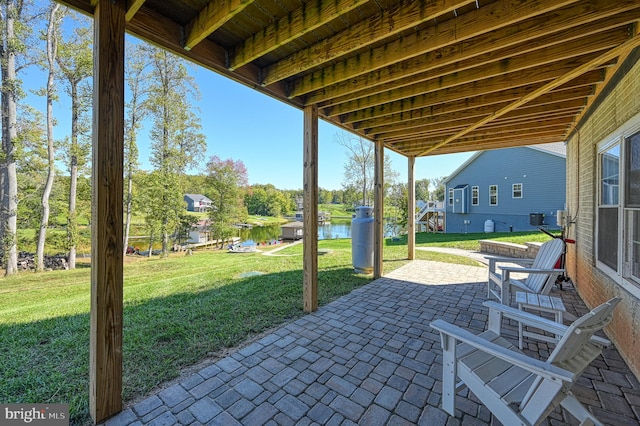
[23,31,474,191]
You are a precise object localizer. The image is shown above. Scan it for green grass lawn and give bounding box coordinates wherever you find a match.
[387,230,561,250]
[0,231,547,424]
[0,236,481,425]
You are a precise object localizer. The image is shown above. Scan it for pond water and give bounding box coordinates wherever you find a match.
[239,219,399,244]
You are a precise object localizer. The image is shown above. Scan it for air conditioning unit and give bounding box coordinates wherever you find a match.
[556,210,567,227]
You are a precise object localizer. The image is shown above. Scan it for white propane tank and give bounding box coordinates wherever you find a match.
[352,206,374,273]
[484,219,495,233]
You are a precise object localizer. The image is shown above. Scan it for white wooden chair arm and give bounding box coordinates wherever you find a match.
[500,267,565,274]
[486,256,535,264]
[430,319,575,383]
[487,257,534,273]
[483,301,612,347]
[484,301,568,334]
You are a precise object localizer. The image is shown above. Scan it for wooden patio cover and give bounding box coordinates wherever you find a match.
[56,0,640,423]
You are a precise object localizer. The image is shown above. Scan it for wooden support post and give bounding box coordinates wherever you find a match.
[90,0,125,423]
[408,156,415,260]
[373,140,384,279]
[303,105,318,313]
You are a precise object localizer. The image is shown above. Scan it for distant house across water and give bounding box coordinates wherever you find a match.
[184,194,213,212]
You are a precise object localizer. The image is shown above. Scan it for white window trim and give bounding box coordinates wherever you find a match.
[472,186,479,206]
[512,183,523,199]
[489,185,498,206]
[448,187,453,206]
[596,111,640,299]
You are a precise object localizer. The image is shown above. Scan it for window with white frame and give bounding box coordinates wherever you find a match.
[489,185,498,205]
[597,129,640,285]
[512,183,523,198]
[448,188,453,206]
[625,132,640,282]
[472,186,479,205]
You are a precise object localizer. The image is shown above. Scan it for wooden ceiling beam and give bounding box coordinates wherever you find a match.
[565,22,640,137]
[228,0,371,70]
[125,0,145,22]
[184,0,255,51]
[317,26,629,109]
[383,118,572,144]
[290,0,640,99]
[373,104,584,139]
[332,58,605,118]
[323,34,616,114]
[355,84,596,130]
[394,130,566,156]
[262,0,577,86]
[367,98,585,136]
[417,34,640,156]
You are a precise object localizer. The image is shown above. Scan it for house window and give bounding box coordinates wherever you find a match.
[489,185,498,206]
[472,186,479,206]
[597,130,640,285]
[448,188,453,206]
[598,143,619,272]
[625,132,640,282]
[512,183,523,198]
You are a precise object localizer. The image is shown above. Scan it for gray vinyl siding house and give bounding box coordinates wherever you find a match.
[184,194,213,212]
[444,143,566,233]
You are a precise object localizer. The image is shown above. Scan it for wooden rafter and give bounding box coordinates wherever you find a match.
[418,34,640,156]
[295,1,640,101]
[335,63,609,121]
[276,0,584,91]
[316,26,630,109]
[125,0,145,22]
[184,0,255,51]
[229,0,371,70]
[376,107,584,141]
[565,22,640,137]
[397,133,566,156]
[355,84,596,130]
[261,0,478,85]
[368,98,586,137]
[324,39,616,115]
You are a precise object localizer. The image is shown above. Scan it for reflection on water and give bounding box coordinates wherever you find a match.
[239,219,399,243]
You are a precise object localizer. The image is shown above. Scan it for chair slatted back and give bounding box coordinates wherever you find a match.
[548,297,620,367]
[524,238,564,293]
[519,298,620,412]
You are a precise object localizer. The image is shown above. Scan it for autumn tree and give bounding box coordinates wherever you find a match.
[144,45,205,256]
[207,156,248,248]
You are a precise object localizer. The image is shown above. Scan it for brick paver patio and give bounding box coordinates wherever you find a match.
[103,260,640,425]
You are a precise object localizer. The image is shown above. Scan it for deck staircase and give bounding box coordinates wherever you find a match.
[415,201,445,232]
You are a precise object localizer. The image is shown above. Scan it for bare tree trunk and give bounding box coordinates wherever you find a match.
[68,154,77,268]
[67,78,79,269]
[1,3,20,275]
[147,229,154,257]
[36,4,60,271]
[123,172,133,256]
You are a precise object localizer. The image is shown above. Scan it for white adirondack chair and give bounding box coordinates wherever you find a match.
[430,297,620,426]
[487,238,565,305]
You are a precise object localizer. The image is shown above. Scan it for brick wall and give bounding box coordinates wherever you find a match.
[565,51,640,379]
